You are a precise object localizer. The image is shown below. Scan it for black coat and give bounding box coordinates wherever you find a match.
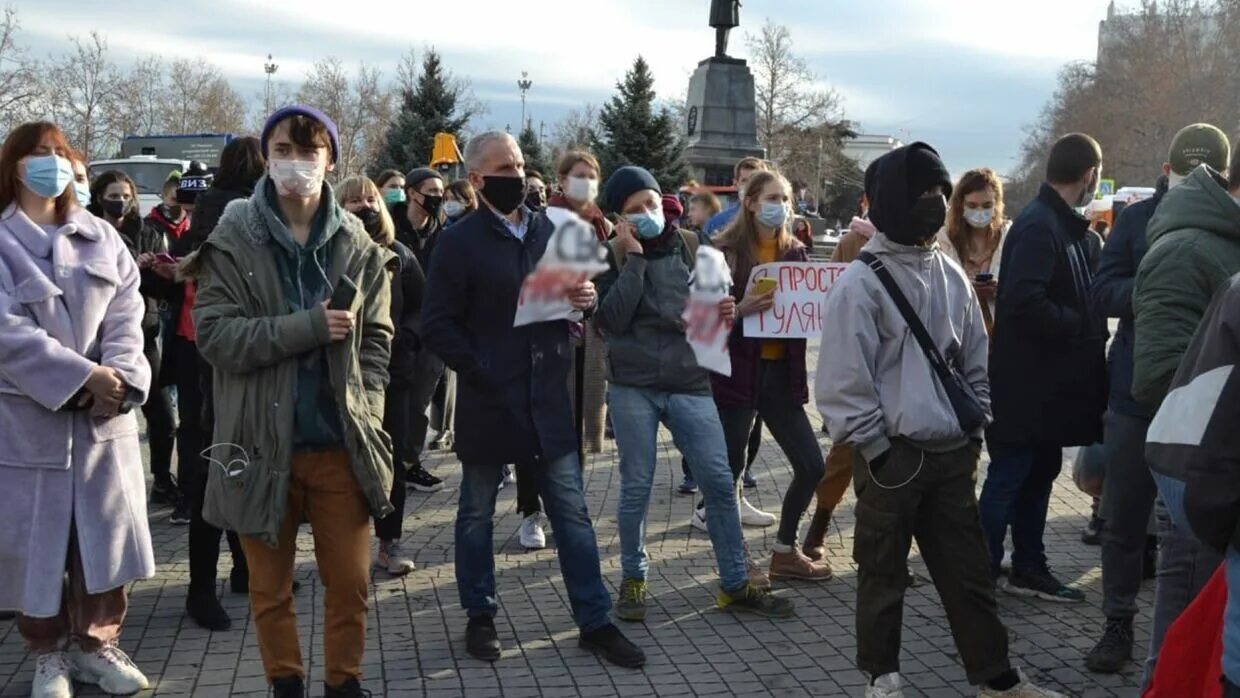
[988,183,1109,447]
[421,207,576,466]
[387,239,425,390]
[391,201,442,272]
[1090,187,1163,419]
[98,210,168,336]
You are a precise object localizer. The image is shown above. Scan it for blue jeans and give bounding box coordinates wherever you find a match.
[608,385,748,592]
[1226,550,1240,686]
[978,443,1062,575]
[455,452,612,632]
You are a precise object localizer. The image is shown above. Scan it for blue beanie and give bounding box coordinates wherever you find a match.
[261,104,340,163]
[602,166,661,213]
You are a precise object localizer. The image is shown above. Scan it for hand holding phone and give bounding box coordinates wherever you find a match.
[752,277,778,296]
[323,276,358,343]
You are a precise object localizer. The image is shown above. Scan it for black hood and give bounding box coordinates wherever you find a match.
[868,142,952,245]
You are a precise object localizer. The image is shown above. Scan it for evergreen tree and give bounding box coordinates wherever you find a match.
[591,56,686,199]
[376,48,473,174]
[518,119,549,177]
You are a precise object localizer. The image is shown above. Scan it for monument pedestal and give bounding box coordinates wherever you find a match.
[683,56,765,187]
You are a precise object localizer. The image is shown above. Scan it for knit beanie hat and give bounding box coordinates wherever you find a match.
[404,167,443,193]
[905,145,953,206]
[1168,123,1231,176]
[176,161,212,205]
[602,166,661,214]
[260,104,340,164]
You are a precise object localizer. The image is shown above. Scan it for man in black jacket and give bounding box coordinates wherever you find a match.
[1085,124,1232,675]
[421,131,644,669]
[979,133,1109,603]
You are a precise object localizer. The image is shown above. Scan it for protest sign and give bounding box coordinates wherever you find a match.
[682,246,733,376]
[513,207,610,327]
[742,262,848,339]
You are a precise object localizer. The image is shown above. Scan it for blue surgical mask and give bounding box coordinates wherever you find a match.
[757,202,788,228]
[73,181,91,209]
[627,208,666,239]
[22,154,74,199]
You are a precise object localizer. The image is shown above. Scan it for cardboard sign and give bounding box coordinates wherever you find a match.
[742,262,849,339]
[513,208,610,327]
[682,246,733,376]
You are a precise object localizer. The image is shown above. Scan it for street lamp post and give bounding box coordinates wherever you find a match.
[264,54,279,114]
[518,71,533,133]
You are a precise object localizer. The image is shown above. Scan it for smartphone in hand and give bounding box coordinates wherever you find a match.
[329,275,359,311]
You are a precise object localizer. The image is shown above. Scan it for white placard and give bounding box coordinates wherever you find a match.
[682,246,733,376]
[742,262,849,339]
[513,208,610,327]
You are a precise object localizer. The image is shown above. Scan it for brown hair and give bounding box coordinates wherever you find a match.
[714,170,797,284]
[689,191,722,217]
[0,122,76,224]
[446,179,478,213]
[272,115,332,154]
[946,168,1005,265]
[88,170,142,231]
[375,169,404,190]
[556,150,601,179]
[734,157,767,182]
[336,175,395,247]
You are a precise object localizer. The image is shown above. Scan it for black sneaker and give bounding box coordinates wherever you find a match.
[407,463,445,493]
[579,623,646,668]
[169,503,191,526]
[1081,514,1103,546]
[324,678,372,697]
[186,590,232,631]
[465,616,501,661]
[1000,568,1086,603]
[271,676,305,698]
[1085,617,1134,674]
[150,477,181,506]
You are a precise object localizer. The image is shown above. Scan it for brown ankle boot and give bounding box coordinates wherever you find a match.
[802,509,831,561]
[770,544,833,581]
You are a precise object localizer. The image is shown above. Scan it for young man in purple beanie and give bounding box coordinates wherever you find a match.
[184,105,396,698]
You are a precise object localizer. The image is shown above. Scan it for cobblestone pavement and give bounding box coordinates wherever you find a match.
[0,347,1148,698]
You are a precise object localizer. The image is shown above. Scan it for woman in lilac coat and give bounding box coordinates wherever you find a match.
[0,122,154,698]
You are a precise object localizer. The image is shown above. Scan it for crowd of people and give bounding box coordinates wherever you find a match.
[2,102,1240,698]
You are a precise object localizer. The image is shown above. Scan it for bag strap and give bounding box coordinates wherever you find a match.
[608,229,700,269]
[857,251,955,385]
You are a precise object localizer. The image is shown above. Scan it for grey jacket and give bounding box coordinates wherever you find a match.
[594,229,711,395]
[816,232,991,462]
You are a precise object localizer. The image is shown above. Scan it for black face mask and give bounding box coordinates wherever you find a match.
[899,194,947,246]
[356,206,381,234]
[418,194,443,220]
[164,204,183,220]
[480,175,526,215]
[102,199,129,219]
[525,191,545,211]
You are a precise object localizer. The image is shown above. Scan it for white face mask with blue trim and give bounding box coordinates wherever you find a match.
[627,208,666,239]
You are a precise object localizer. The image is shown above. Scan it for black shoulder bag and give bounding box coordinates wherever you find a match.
[857,251,987,433]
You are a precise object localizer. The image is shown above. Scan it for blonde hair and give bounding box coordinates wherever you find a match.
[337,175,395,247]
[714,170,798,283]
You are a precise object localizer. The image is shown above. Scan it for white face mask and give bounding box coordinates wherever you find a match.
[443,200,465,218]
[269,159,324,198]
[963,208,995,228]
[756,201,788,228]
[565,176,598,204]
[1168,172,1187,190]
[1077,173,1099,209]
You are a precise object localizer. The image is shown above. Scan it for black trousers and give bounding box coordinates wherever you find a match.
[516,459,542,518]
[854,439,1011,685]
[169,335,245,595]
[142,334,176,483]
[374,385,409,541]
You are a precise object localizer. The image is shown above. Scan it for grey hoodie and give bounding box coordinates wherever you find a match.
[815,232,990,462]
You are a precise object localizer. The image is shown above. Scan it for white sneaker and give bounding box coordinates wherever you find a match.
[739,496,776,527]
[69,645,149,695]
[690,507,709,532]
[519,513,546,549]
[376,539,416,576]
[32,651,73,698]
[866,672,905,698]
[503,465,517,485]
[977,669,1066,698]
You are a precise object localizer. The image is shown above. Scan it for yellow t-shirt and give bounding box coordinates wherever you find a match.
[756,238,787,360]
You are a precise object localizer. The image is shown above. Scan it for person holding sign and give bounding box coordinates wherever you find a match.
[707,170,829,582]
[595,165,795,624]
[816,143,1062,698]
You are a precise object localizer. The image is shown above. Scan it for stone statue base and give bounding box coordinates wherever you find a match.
[682,57,765,187]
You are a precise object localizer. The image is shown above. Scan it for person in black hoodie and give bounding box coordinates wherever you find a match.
[980,133,1109,603]
[87,171,180,510]
[171,140,265,631]
[338,174,424,577]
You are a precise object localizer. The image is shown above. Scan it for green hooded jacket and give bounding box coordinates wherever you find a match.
[1133,165,1240,409]
[183,175,397,547]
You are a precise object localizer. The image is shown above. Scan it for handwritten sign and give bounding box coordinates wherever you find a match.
[742,262,848,339]
[682,247,733,376]
[514,207,610,327]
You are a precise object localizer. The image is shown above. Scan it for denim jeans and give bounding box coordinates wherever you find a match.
[1100,412,1157,620]
[1226,550,1240,686]
[1144,471,1225,687]
[978,443,1063,575]
[608,385,748,592]
[455,452,611,632]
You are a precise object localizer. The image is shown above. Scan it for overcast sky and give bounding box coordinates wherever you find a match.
[16,0,1120,176]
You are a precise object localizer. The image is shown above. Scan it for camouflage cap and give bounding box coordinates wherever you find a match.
[1168,123,1231,176]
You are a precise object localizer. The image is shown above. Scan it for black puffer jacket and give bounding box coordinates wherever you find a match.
[91,208,168,336]
[387,239,425,390]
